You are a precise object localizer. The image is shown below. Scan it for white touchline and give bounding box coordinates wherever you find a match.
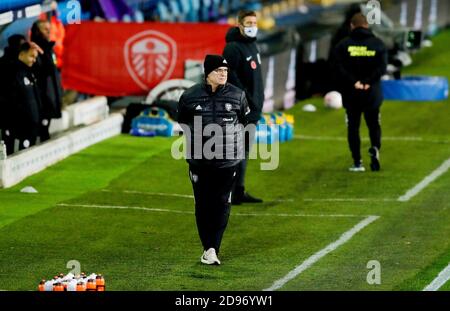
[294,135,450,144]
[294,135,424,142]
[304,198,396,202]
[423,263,450,291]
[57,203,194,214]
[102,189,194,199]
[57,203,376,218]
[102,189,295,203]
[263,215,380,291]
[398,157,450,202]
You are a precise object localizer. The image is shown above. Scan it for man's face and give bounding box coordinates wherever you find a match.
[239,15,257,36]
[19,49,38,67]
[38,21,51,41]
[207,67,228,86]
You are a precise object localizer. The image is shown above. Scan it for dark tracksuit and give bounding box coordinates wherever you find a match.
[8,60,42,152]
[0,48,17,154]
[332,27,387,164]
[223,27,264,191]
[31,37,63,142]
[178,82,249,253]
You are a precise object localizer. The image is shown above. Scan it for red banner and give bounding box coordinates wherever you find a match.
[62,22,230,96]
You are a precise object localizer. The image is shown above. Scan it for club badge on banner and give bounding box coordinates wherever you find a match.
[62,22,230,96]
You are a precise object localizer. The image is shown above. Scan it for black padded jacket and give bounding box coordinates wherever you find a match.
[223,27,264,123]
[177,82,249,168]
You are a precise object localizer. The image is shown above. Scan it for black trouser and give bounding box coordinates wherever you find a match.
[39,119,51,143]
[345,107,381,163]
[4,130,37,155]
[189,164,237,254]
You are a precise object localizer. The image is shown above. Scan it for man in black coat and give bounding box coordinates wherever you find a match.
[223,10,264,204]
[178,54,249,265]
[7,42,42,153]
[31,20,63,143]
[0,35,27,154]
[332,13,387,172]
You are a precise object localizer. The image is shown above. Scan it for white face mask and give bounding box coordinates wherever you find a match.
[243,26,258,38]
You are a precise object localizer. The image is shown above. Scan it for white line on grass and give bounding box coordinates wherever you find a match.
[263,215,380,291]
[398,157,450,202]
[304,198,396,202]
[423,263,450,291]
[294,135,424,142]
[57,203,376,218]
[294,135,450,144]
[102,189,194,199]
[57,203,194,214]
[102,189,295,203]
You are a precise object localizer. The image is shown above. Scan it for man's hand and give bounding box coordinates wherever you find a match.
[354,81,364,90]
[354,81,371,90]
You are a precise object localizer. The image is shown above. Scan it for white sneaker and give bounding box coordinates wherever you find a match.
[200,248,221,265]
[349,161,366,172]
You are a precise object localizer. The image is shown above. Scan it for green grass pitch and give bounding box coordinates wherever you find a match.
[0,30,450,291]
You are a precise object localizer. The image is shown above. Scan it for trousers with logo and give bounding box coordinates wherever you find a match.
[345,106,381,164]
[189,164,237,254]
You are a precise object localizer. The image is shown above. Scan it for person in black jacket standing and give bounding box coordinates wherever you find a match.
[178,54,249,265]
[31,19,63,143]
[0,35,27,154]
[7,42,42,152]
[332,13,387,172]
[223,10,264,204]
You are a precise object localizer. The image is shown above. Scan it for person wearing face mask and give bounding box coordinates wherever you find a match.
[223,10,264,205]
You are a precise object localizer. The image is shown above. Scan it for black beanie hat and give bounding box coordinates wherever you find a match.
[204,54,229,77]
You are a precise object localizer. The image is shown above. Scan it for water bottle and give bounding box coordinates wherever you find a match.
[96,274,105,291]
[86,278,96,291]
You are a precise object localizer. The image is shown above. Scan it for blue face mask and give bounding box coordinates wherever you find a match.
[244,26,258,38]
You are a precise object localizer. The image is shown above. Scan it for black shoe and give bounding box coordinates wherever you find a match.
[231,187,244,205]
[231,196,242,205]
[368,147,380,171]
[240,192,263,203]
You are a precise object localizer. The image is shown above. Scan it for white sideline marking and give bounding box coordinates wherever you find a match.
[294,135,424,142]
[398,157,450,202]
[304,198,396,202]
[294,135,450,144]
[263,215,380,291]
[423,263,450,291]
[102,189,294,203]
[57,203,374,218]
[102,189,194,199]
[57,203,194,215]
